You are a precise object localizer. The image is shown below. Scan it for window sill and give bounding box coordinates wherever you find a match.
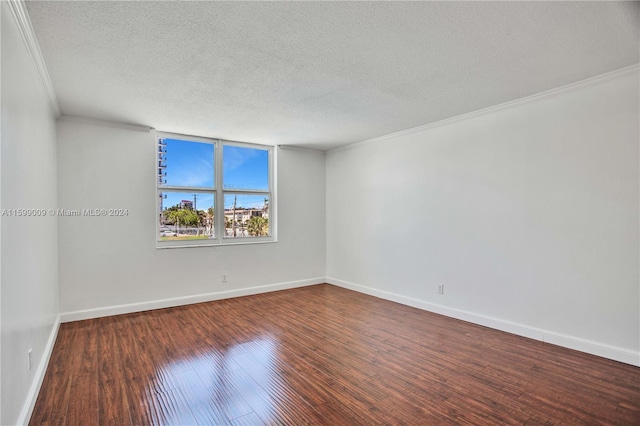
[156,238,276,249]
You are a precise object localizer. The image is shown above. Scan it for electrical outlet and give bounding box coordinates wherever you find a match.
[28,348,33,370]
[222,273,228,282]
[437,284,444,294]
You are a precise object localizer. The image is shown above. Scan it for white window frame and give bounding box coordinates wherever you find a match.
[156,132,276,249]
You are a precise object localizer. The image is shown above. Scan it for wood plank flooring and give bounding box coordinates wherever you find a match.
[31,284,640,425]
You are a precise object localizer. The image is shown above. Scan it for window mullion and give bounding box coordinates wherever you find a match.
[215,140,224,241]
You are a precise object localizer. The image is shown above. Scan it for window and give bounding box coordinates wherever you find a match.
[157,133,274,247]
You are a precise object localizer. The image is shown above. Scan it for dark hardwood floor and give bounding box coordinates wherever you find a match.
[31,284,640,425]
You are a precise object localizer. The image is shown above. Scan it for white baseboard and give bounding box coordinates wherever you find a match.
[60,277,325,323]
[17,314,61,426]
[327,277,640,367]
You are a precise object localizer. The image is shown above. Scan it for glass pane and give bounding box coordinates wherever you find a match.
[158,191,215,241]
[160,138,214,188]
[223,194,269,238]
[223,145,269,191]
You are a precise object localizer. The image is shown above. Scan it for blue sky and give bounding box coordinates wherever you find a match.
[164,139,214,188]
[161,138,269,210]
[223,145,268,191]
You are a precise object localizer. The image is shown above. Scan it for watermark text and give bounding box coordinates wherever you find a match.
[1,208,129,217]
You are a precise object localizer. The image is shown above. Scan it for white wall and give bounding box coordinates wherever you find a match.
[326,68,640,365]
[1,2,60,424]
[57,118,325,318]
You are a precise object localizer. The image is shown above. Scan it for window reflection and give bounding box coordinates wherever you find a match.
[142,337,278,424]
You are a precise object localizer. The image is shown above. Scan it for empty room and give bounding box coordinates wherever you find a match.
[2,1,639,425]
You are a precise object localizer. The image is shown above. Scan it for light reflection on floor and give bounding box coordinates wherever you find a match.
[142,336,278,425]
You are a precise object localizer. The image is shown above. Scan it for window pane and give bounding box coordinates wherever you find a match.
[223,194,269,238]
[160,138,214,188]
[158,191,215,240]
[223,145,269,191]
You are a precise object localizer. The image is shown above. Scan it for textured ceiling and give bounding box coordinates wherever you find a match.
[25,1,639,150]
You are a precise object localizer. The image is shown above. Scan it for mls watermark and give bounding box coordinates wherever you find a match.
[1,208,129,217]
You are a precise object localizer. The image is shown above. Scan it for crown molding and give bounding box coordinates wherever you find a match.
[329,63,640,154]
[6,0,61,117]
[59,114,153,133]
[278,144,325,153]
